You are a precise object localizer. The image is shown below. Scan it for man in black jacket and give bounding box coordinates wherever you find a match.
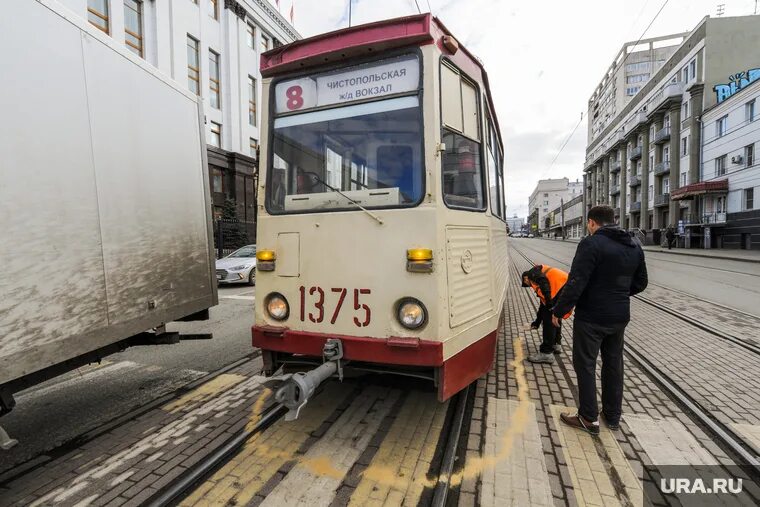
[551,205,648,435]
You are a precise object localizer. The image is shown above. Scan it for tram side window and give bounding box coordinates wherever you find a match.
[441,62,484,210]
[487,121,504,219]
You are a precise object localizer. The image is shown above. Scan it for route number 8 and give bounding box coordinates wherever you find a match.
[286,85,304,110]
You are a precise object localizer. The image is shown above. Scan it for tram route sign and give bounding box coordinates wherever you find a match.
[275,55,419,113]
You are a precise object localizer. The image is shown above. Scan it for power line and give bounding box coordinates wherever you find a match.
[619,0,671,70]
[425,0,432,13]
[413,0,422,14]
[543,113,585,177]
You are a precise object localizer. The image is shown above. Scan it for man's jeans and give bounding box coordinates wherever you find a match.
[572,319,627,424]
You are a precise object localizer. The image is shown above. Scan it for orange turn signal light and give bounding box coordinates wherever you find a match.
[407,248,433,261]
[256,250,276,262]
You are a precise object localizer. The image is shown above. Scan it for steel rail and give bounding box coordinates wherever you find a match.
[431,384,471,507]
[511,244,760,474]
[511,242,760,355]
[145,402,287,507]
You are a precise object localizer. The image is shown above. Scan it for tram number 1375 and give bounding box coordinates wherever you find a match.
[299,286,371,327]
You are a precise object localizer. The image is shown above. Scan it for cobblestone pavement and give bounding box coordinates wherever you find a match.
[2,246,758,506]
[512,240,760,430]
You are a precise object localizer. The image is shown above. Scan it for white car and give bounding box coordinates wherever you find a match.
[216,245,256,285]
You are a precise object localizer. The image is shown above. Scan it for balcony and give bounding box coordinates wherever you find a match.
[629,174,641,186]
[654,127,671,145]
[654,193,670,207]
[649,82,685,115]
[685,212,727,225]
[629,111,648,130]
[654,161,670,176]
[610,161,621,173]
[630,201,642,212]
[629,146,643,160]
[610,184,620,195]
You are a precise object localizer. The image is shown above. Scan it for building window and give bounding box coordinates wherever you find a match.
[626,74,649,84]
[664,177,670,193]
[716,116,728,137]
[87,0,109,33]
[681,136,688,157]
[648,185,653,200]
[209,50,221,109]
[716,155,727,176]
[626,86,640,96]
[681,173,687,186]
[210,0,218,20]
[186,35,200,95]
[543,193,548,197]
[682,101,690,120]
[248,76,257,126]
[246,23,256,49]
[209,122,221,147]
[124,0,143,58]
[260,34,270,53]
[689,59,696,81]
[747,100,756,123]
[663,146,670,163]
[211,167,223,193]
[747,144,755,167]
[682,66,689,84]
[250,138,258,157]
[745,188,754,210]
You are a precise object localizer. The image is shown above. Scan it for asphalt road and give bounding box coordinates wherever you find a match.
[512,238,760,317]
[0,284,256,475]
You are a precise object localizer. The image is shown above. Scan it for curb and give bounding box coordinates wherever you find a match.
[527,237,760,263]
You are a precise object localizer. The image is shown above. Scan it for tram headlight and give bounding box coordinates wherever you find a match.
[397,298,427,330]
[265,293,289,321]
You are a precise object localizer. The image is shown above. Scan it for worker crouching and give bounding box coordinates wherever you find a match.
[522,265,572,364]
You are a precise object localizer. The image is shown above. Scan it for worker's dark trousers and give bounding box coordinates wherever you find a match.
[572,319,627,424]
[539,305,561,354]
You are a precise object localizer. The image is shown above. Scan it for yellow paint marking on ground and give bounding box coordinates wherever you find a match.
[348,390,448,506]
[162,373,247,413]
[348,334,532,502]
[551,404,642,506]
[181,383,354,507]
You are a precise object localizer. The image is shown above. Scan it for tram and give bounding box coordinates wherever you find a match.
[252,14,508,401]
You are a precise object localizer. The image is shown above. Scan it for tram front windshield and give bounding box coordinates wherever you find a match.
[268,96,423,213]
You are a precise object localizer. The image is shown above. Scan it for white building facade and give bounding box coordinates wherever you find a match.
[698,78,759,248]
[64,0,299,219]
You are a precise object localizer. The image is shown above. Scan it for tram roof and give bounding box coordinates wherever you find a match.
[260,13,502,147]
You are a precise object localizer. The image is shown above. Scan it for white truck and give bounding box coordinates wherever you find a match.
[0,0,218,447]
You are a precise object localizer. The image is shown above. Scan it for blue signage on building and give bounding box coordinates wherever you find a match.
[714,68,760,103]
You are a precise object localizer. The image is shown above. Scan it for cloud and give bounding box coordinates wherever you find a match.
[288,0,759,218]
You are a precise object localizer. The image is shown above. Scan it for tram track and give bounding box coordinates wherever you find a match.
[142,377,472,506]
[510,244,760,476]
[513,240,760,355]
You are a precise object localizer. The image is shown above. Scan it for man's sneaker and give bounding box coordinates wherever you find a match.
[527,352,555,364]
[601,413,620,431]
[553,344,562,355]
[560,412,600,435]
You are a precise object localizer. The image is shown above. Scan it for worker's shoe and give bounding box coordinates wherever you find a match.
[560,412,600,436]
[527,352,555,364]
[601,412,620,431]
[553,344,562,355]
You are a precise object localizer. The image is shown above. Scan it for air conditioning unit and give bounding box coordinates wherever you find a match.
[731,155,743,164]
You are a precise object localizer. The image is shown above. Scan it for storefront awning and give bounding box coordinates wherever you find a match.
[670,179,728,200]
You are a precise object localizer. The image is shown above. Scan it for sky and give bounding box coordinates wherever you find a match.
[271,0,759,218]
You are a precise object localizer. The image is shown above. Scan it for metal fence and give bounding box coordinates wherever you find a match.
[213,219,256,258]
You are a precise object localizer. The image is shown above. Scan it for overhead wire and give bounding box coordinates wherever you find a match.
[541,113,585,178]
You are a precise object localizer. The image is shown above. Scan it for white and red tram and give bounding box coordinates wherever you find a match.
[252,14,508,401]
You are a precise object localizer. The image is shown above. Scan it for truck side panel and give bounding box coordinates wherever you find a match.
[0,0,216,386]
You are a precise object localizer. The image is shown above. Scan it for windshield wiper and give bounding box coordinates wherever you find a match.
[307,173,384,225]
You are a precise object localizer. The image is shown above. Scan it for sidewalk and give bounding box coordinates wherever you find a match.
[531,237,760,263]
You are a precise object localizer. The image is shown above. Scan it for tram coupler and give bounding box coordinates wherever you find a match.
[272,339,344,421]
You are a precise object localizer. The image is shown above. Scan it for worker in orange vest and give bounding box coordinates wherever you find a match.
[522,264,572,364]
